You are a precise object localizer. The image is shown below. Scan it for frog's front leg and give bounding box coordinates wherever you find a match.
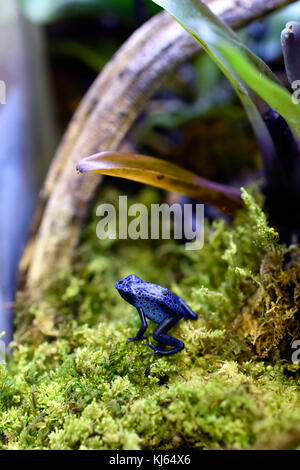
[127,307,148,343]
[143,314,184,356]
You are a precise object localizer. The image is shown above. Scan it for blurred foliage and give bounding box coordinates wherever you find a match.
[243,1,300,62]
[18,0,161,24]
[132,54,259,184]
[51,40,116,72]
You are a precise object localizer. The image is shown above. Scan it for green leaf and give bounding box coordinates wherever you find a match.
[218,43,300,139]
[151,0,283,159]
[152,1,278,78]
[77,151,242,217]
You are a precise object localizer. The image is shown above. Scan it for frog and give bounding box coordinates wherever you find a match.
[115,275,198,356]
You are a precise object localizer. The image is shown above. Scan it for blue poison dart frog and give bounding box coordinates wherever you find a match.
[115,275,198,356]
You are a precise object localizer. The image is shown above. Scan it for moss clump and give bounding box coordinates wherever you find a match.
[236,248,300,358]
[1,187,300,450]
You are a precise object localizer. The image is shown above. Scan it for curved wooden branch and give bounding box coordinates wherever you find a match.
[23,0,296,289]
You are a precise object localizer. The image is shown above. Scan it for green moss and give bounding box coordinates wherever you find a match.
[1,187,300,450]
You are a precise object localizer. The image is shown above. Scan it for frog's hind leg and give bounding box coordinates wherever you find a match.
[143,315,184,356]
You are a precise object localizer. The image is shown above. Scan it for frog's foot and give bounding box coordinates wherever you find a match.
[142,342,159,355]
[143,342,183,356]
[127,320,148,344]
[142,341,155,349]
[127,335,147,344]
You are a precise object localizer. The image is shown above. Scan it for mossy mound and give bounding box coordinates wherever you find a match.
[1,188,300,450]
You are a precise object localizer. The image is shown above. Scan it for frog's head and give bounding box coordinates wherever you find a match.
[115,275,141,304]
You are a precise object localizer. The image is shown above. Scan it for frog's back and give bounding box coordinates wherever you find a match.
[116,275,197,324]
[133,281,188,323]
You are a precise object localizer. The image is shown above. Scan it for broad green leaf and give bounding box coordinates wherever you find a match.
[219,43,300,139]
[152,0,279,81]
[77,151,242,217]
[151,0,281,160]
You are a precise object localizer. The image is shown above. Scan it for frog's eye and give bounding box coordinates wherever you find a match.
[163,290,169,296]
